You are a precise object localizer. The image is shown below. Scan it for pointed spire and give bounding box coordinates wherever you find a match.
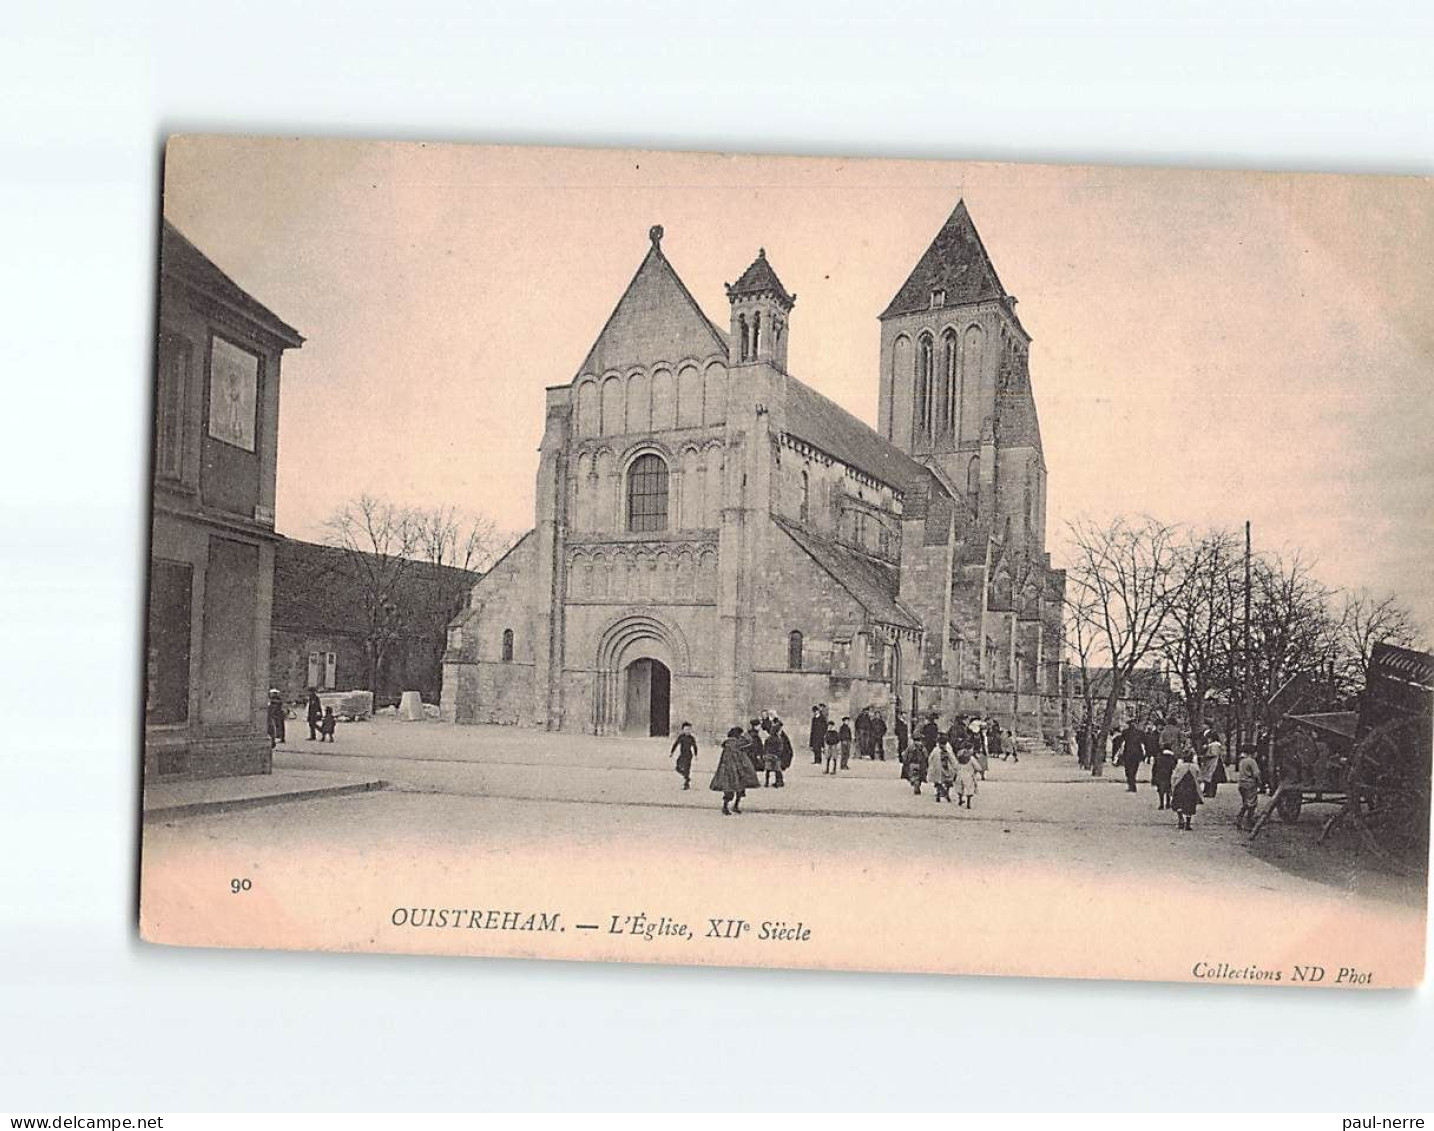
[726,247,796,308]
[880,199,1009,320]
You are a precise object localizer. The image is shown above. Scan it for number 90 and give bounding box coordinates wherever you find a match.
[230,878,252,894]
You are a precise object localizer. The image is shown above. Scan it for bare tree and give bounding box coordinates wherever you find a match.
[1337,589,1423,691]
[324,494,423,697]
[1063,515,1189,775]
[1064,581,1103,770]
[412,504,512,665]
[1245,551,1342,723]
[1158,527,1242,736]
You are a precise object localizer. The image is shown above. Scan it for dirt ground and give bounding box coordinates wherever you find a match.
[140,717,1428,986]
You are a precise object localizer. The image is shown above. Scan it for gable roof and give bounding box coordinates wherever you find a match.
[880,200,1010,321]
[772,514,921,631]
[580,233,729,375]
[160,220,304,347]
[726,248,795,307]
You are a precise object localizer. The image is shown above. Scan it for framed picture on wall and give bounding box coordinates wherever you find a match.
[207,335,259,452]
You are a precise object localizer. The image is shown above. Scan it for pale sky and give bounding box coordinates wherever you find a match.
[163,137,1434,629]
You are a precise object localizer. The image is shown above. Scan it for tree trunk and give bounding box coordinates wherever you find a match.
[1093,686,1121,777]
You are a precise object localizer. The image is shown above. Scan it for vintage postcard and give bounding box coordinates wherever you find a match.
[139,135,1432,987]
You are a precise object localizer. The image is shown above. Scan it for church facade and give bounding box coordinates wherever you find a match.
[441,202,1066,739]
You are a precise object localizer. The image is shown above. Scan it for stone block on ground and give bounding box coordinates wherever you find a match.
[399,690,424,722]
[320,690,374,720]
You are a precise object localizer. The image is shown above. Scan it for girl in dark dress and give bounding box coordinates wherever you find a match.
[1170,751,1203,830]
[710,727,760,815]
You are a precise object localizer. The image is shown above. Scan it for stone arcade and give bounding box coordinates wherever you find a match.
[442,202,1066,739]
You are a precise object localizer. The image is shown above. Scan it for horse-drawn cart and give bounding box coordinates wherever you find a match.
[1249,643,1432,875]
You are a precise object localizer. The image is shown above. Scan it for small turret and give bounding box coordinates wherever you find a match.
[726,248,795,372]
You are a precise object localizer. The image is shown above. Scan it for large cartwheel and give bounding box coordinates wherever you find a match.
[1334,715,1432,875]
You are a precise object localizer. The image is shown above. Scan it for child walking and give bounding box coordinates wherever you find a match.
[905,740,929,795]
[954,749,979,808]
[670,722,698,789]
[929,736,956,802]
[1152,744,1176,810]
[319,706,337,743]
[824,723,840,774]
[1170,749,1203,830]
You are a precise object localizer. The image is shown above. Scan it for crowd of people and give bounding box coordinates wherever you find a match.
[1067,716,1267,831]
[671,703,1020,817]
[674,702,1273,833]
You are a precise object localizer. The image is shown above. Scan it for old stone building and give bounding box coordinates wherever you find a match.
[146,220,304,779]
[442,201,1065,738]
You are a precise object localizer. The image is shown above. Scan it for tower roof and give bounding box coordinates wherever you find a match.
[726,248,795,308]
[880,200,1010,321]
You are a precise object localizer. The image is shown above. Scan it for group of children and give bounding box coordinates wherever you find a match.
[903,734,981,808]
[1148,740,1263,831]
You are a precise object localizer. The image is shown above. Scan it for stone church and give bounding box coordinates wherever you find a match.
[442,201,1066,739]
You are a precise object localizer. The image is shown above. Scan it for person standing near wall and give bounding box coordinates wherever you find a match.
[305,687,322,741]
[808,705,827,765]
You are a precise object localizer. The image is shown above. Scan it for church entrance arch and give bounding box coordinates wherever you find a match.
[593,613,688,737]
[623,657,671,737]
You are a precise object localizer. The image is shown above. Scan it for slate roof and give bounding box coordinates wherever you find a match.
[726,248,795,307]
[782,375,946,500]
[772,514,921,631]
[160,220,304,347]
[880,200,1010,322]
[272,538,478,635]
[995,387,1044,451]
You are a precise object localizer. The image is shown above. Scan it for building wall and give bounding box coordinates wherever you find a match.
[441,533,538,725]
[145,248,295,781]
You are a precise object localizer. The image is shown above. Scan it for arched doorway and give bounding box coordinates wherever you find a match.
[624,657,671,736]
[593,613,688,737]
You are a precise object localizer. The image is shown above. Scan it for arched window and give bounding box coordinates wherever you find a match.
[915,333,934,436]
[738,315,749,362]
[752,310,762,357]
[626,453,669,532]
[501,628,514,662]
[966,456,979,501]
[941,329,958,437]
[799,470,810,522]
[787,630,804,671]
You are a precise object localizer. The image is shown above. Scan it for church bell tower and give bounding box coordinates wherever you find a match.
[726,248,795,372]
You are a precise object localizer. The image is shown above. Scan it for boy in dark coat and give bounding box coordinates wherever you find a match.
[670,722,698,789]
[319,707,337,743]
[838,717,853,770]
[809,706,827,765]
[1152,744,1177,810]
